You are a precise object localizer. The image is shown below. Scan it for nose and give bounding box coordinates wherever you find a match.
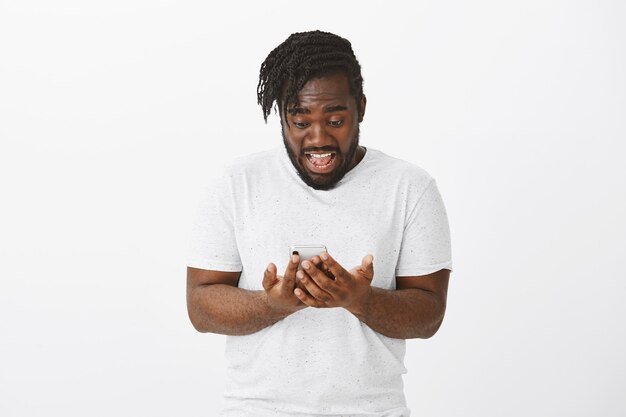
[306,122,332,147]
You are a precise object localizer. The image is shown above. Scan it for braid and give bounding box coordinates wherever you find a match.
[257,30,364,122]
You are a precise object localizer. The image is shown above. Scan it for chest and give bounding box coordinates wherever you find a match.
[232,180,410,290]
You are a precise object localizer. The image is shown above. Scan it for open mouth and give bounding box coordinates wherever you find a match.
[304,151,337,174]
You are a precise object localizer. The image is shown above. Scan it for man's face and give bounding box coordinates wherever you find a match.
[281,72,366,191]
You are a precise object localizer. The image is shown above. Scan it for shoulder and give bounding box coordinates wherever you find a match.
[223,148,281,177]
[200,148,281,198]
[211,148,284,190]
[364,148,434,190]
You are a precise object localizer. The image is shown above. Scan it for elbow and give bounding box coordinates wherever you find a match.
[420,316,444,339]
[188,312,211,333]
[186,291,214,333]
[419,302,447,339]
[187,306,210,333]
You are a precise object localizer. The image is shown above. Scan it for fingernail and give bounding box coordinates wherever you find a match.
[302,261,310,269]
[296,271,304,280]
[320,252,329,261]
[291,255,298,263]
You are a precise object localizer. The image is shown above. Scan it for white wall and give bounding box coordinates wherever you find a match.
[1,1,624,415]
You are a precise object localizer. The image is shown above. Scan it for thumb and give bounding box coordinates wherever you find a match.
[361,255,374,279]
[262,263,279,290]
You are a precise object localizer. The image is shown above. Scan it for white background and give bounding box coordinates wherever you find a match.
[1,1,625,416]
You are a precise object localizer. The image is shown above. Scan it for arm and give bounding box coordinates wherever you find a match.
[349,270,449,339]
[186,255,306,336]
[294,253,449,339]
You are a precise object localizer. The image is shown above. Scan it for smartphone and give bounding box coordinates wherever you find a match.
[289,244,327,270]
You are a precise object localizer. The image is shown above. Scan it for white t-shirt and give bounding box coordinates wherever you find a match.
[188,147,452,417]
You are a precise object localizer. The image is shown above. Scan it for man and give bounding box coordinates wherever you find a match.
[187,30,452,416]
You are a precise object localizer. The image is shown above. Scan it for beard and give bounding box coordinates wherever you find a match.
[282,126,360,191]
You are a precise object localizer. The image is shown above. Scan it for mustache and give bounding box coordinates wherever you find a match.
[301,146,340,155]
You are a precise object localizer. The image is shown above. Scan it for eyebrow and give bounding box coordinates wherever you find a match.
[287,104,349,116]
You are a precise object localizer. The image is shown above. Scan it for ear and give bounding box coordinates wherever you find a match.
[358,94,367,123]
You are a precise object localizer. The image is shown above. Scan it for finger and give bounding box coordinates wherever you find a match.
[262,263,278,290]
[297,269,333,303]
[295,277,310,293]
[361,255,374,280]
[309,255,334,278]
[308,255,323,268]
[319,252,350,283]
[302,260,335,292]
[294,287,325,308]
[283,254,300,283]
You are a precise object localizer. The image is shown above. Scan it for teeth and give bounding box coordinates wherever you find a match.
[308,153,332,158]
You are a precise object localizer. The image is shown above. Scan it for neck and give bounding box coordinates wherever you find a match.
[348,145,366,171]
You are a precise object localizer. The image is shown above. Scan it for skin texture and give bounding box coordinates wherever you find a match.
[187,255,306,336]
[295,253,449,339]
[280,72,366,190]
[186,254,449,339]
[186,73,449,338]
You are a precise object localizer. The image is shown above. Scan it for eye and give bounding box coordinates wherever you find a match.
[328,120,344,128]
[293,121,309,129]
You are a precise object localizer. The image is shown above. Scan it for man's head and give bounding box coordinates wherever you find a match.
[257,30,366,190]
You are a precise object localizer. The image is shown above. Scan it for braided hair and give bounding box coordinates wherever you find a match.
[257,30,364,122]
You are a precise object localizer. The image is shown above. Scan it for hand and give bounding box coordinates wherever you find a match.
[294,252,374,314]
[263,254,307,315]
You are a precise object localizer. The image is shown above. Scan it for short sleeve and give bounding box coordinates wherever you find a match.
[187,173,242,272]
[395,179,452,276]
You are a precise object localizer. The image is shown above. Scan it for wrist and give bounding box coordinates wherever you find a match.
[345,286,373,318]
[261,290,300,319]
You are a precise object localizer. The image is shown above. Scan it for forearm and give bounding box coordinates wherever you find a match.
[187,284,292,336]
[348,287,446,339]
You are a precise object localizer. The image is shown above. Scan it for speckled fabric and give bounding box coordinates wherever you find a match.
[188,147,452,416]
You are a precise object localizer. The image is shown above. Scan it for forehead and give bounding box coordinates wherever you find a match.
[292,73,352,107]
